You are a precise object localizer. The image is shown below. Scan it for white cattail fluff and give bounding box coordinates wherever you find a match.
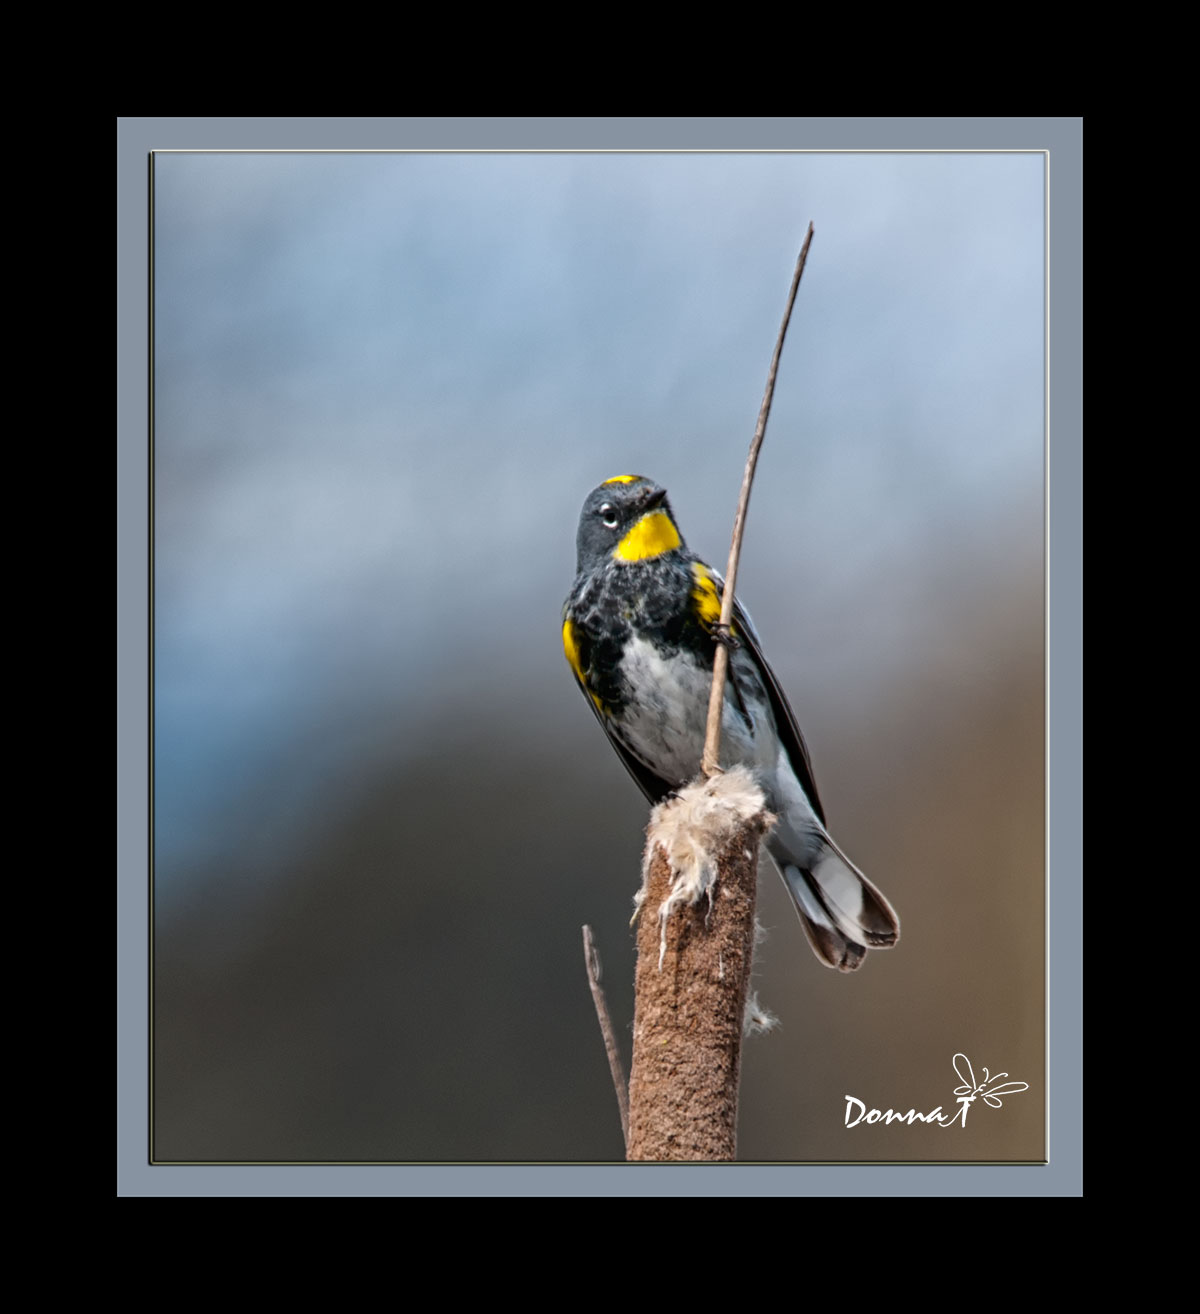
[634,766,773,968]
[743,991,780,1037]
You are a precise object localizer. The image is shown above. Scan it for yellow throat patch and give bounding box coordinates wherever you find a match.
[613,511,682,563]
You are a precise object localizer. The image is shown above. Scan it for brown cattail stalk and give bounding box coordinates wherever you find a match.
[626,770,774,1161]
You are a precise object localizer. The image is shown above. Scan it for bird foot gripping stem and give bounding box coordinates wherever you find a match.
[710,622,740,651]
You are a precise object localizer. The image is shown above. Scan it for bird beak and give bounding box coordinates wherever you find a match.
[639,486,667,511]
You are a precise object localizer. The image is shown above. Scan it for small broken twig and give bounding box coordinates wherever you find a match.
[701,224,815,778]
[582,924,630,1149]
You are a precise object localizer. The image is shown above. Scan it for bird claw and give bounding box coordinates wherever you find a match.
[711,623,740,650]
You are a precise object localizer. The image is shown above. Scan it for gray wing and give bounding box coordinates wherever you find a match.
[712,568,827,827]
[585,685,676,805]
[565,646,677,806]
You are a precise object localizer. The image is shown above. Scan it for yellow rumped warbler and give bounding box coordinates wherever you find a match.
[562,474,899,971]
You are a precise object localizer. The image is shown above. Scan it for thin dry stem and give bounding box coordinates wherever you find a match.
[701,225,815,778]
[582,924,630,1150]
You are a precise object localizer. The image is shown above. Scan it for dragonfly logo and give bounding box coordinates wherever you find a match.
[844,1053,1029,1130]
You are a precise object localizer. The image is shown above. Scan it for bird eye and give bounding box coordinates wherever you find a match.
[599,504,619,529]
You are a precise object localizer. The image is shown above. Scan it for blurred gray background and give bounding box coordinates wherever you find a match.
[153,150,1044,1162]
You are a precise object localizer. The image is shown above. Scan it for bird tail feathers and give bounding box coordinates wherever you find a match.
[774,837,899,973]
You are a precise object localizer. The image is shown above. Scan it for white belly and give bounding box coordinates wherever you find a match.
[614,636,775,785]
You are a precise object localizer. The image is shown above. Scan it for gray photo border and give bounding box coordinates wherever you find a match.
[118,117,1082,1197]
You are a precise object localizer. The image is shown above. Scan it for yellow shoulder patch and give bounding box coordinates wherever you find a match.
[562,618,605,712]
[613,511,682,563]
[562,618,585,681]
[602,474,642,485]
[690,562,722,627]
[690,561,737,636]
